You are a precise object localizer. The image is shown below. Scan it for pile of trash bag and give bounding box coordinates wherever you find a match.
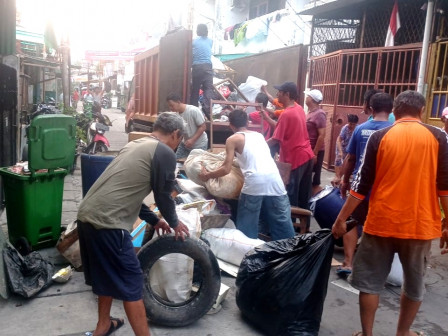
[236,230,334,336]
[3,243,54,298]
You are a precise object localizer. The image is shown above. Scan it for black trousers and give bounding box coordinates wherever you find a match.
[190,63,213,115]
[312,150,325,186]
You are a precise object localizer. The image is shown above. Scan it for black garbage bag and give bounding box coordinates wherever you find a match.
[236,229,334,336]
[3,244,54,298]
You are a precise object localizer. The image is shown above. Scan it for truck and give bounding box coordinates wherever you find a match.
[125,30,192,133]
[125,29,308,136]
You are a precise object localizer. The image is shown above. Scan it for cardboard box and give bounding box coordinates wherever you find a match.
[128,131,152,142]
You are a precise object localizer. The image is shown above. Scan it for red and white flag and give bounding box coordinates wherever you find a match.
[385,0,401,47]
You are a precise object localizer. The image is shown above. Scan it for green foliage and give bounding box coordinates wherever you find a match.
[63,106,90,143]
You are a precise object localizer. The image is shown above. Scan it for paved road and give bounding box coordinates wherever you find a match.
[1,112,447,335]
[100,107,128,152]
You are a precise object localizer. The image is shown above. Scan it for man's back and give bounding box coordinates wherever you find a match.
[347,119,393,175]
[192,37,212,65]
[78,138,176,231]
[272,104,314,170]
[235,131,285,196]
[353,118,448,239]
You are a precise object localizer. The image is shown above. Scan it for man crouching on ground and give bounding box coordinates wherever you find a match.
[199,109,295,240]
[77,112,190,336]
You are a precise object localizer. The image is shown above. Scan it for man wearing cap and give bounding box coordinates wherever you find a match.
[267,82,315,232]
[304,89,326,195]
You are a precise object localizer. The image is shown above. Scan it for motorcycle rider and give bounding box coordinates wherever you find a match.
[92,86,104,105]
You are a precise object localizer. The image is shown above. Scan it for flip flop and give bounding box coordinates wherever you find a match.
[352,332,363,336]
[105,317,124,336]
[336,265,352,276]
[413,331,428,336]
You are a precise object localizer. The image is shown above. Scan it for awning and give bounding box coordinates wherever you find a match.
[21,55,60,69]
[299,0,368,17]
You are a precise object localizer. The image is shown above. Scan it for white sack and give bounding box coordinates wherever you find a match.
[184,149,244,199]
[202,228,265,266]
[238,76,268,113]
[149,207,201,303]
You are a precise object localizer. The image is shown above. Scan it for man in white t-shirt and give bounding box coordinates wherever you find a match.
[167,93,208,159]
[199,109,294,240]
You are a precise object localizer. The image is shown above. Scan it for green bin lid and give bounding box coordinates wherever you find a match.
[28,115,76,171]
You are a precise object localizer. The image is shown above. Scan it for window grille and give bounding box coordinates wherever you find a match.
[310,0,427,57]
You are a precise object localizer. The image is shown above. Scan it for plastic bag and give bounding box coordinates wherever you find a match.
[236,230,334,336]
[386,253,403,287]
[3,244,54,298]
[202,228,265,266]
[238,76,267,105]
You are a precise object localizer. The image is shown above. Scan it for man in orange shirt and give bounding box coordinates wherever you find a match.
[332,91,448,336]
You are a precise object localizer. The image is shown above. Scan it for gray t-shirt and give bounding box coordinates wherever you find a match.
[181,105,208,148]
[77,137,178,231]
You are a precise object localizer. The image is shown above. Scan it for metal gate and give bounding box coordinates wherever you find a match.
[310,43,421,169]
[426,41,448,127]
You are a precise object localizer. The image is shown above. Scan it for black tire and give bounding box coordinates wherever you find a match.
[138,235,221,327]
[15,236,32,256]
[83,142,94,154]
[95,142,108,153]
[126,121,135,133]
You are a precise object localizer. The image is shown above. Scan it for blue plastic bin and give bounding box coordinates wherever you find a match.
[80,152,117,197]
[309,186,345,230]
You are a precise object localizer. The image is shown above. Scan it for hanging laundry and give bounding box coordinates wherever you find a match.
[230,23,242,40]
[224,25,235,40]
[234,23,248,46]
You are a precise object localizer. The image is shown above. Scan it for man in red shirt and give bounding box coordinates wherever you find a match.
[267,82,315,232]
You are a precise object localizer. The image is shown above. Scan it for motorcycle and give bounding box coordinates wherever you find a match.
[83,113,113,154]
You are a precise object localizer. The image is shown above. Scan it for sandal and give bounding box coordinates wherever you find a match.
[105,317,124,336]
[413,331,428,336]
[336,265,352,276]
[352,332,363,336]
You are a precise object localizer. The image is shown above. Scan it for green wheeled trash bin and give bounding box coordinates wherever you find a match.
[0,115,76,250]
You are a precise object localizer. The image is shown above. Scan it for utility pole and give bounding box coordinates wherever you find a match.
[60,35,70,108]
[417,0,434,94]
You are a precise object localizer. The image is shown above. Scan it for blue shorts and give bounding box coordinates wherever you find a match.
[77,221,143,301]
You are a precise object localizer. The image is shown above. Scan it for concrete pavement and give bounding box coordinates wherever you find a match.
[1,108,447,335]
